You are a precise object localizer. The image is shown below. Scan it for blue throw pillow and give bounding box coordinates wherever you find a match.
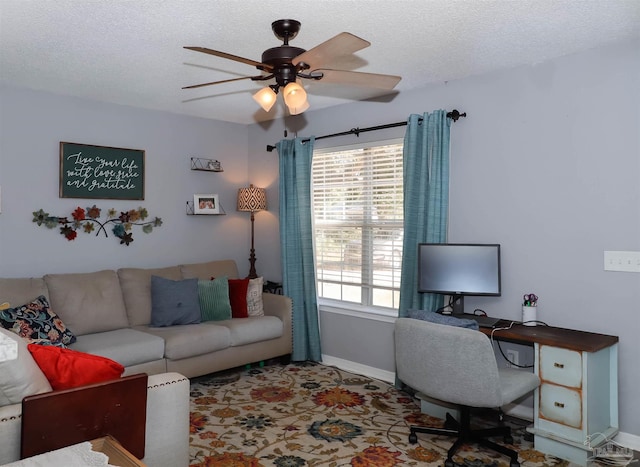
[407,309,479,330]
[150,276,201,327]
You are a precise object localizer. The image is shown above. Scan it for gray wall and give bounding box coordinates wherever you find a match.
[0,86,252,277]
[248,38,640,436]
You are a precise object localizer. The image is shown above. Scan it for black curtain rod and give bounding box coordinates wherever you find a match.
[266,109,466,152]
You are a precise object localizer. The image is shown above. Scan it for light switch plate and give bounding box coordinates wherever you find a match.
[604,251,640,273]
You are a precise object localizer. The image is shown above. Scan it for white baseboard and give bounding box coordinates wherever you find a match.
[320,355,639,451]
[615,431,640,451]
[320,355,395,383]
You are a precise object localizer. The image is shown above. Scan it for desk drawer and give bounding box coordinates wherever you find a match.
[539,346,582,388]
[539,383,582,429]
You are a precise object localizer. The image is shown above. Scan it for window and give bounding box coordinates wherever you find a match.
[312,140,404,312]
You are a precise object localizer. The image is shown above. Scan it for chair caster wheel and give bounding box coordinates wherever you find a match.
[409,432,418,444]
[444,459,455,467]
[504,435,514,444]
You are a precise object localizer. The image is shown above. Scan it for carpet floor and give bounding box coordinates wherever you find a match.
[188,361,571,467]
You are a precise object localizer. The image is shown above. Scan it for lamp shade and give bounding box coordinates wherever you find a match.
[237,184,267,212]
[252,87,277,112]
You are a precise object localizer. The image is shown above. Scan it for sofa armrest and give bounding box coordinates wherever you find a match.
[262,293,292,328]
[143,372,190,467]
[0,403,21,465]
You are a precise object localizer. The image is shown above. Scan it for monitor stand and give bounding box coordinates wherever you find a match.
[450,294,465,316]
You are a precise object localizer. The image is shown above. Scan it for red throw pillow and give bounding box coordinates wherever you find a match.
[228,278,250,318]
[27,344,125,390]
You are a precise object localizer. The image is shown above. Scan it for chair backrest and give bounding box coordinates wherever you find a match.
[395,317,504,408]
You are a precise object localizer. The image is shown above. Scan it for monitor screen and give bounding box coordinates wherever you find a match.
[418,243,501,296]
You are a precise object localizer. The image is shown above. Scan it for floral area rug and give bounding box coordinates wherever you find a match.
[189,362,568,467]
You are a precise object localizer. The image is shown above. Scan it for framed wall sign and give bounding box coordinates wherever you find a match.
[60,142,145,200]
[194,194,220,215]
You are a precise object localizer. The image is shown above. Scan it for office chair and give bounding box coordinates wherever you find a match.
[395,317,540,467]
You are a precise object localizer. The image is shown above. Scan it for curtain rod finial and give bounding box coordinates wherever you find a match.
[447,110,467,122]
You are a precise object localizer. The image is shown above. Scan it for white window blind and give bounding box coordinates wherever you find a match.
[312,140,403,310]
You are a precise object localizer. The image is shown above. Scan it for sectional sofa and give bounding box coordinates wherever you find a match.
[0,258,293,465]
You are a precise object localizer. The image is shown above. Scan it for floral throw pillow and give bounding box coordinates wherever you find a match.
[0,295,76,347]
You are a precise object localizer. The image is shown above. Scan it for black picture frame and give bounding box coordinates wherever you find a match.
[59,142,145,200]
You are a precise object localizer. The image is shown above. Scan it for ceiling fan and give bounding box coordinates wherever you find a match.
[183,19,401,115]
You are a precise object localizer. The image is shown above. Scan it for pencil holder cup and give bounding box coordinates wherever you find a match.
[522,306,537,326]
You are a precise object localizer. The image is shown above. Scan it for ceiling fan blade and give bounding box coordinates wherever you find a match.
[184,46,273,72]
[314,69,402,90]
[293,32,370,69]
[182,76,258,90]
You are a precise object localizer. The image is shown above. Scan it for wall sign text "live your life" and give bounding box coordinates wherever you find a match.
[59,142,145,200]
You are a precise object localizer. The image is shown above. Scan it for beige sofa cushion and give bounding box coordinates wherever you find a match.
[211,316,283,346]
[0,328,52,407]
[118,266,182,326]
[134,324,230,360]
[70,328,166,368]
[44,270,128,336]
[0,278,49,306]
[180,259,239,280]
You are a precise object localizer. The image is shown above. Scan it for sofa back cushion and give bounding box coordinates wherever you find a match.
[44,270,129,336]
[181,259,239,280]
[0,278,49,307]
[118,266,182,326]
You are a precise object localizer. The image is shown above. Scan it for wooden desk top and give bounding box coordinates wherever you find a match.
[481,321,618,353]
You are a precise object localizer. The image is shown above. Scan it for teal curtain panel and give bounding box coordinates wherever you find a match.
[276,137,322,362]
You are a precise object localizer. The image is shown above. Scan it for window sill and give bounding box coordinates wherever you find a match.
[318,299,397,323]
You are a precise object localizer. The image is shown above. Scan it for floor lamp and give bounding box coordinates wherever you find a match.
[237,184,267,279]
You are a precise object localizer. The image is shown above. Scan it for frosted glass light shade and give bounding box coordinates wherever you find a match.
[288,100,310,115]
[283,82,307,109]
[252,87,277,112]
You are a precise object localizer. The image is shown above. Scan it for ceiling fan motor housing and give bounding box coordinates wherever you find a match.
[261,45,306,87]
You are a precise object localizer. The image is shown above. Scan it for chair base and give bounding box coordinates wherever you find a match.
[409,408,520,467]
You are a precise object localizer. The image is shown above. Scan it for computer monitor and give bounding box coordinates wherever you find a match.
[418,243,501,315]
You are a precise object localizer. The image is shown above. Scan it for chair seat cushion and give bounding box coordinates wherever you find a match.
[498,368,541,405]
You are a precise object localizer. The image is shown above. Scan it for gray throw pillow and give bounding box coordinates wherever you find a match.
[407,309,479,330]
[150,276,201,327]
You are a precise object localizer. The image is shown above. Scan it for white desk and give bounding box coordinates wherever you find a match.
[483,323,619,466]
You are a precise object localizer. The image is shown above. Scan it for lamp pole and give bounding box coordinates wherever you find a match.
[248,210,258,279]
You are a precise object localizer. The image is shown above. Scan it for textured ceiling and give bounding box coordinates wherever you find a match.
[1,0,638,125]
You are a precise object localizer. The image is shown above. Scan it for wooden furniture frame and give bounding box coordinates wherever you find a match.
[21,374,148,459]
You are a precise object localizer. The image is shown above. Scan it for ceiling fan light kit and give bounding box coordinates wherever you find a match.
[252,86,278,112]
[184,19,401,117]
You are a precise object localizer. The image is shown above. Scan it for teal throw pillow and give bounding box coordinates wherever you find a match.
[198,277,232,321]
[150,276,201,327]
[407,309,479,330]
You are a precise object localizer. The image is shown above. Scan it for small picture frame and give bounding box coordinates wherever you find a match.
[194,194,220,215]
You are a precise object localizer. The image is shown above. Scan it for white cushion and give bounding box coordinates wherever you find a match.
[247,277,264,317]
[0,328,52,407]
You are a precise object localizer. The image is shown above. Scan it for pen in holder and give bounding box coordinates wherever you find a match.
[522,306,537,326]
[522,292,538,326]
